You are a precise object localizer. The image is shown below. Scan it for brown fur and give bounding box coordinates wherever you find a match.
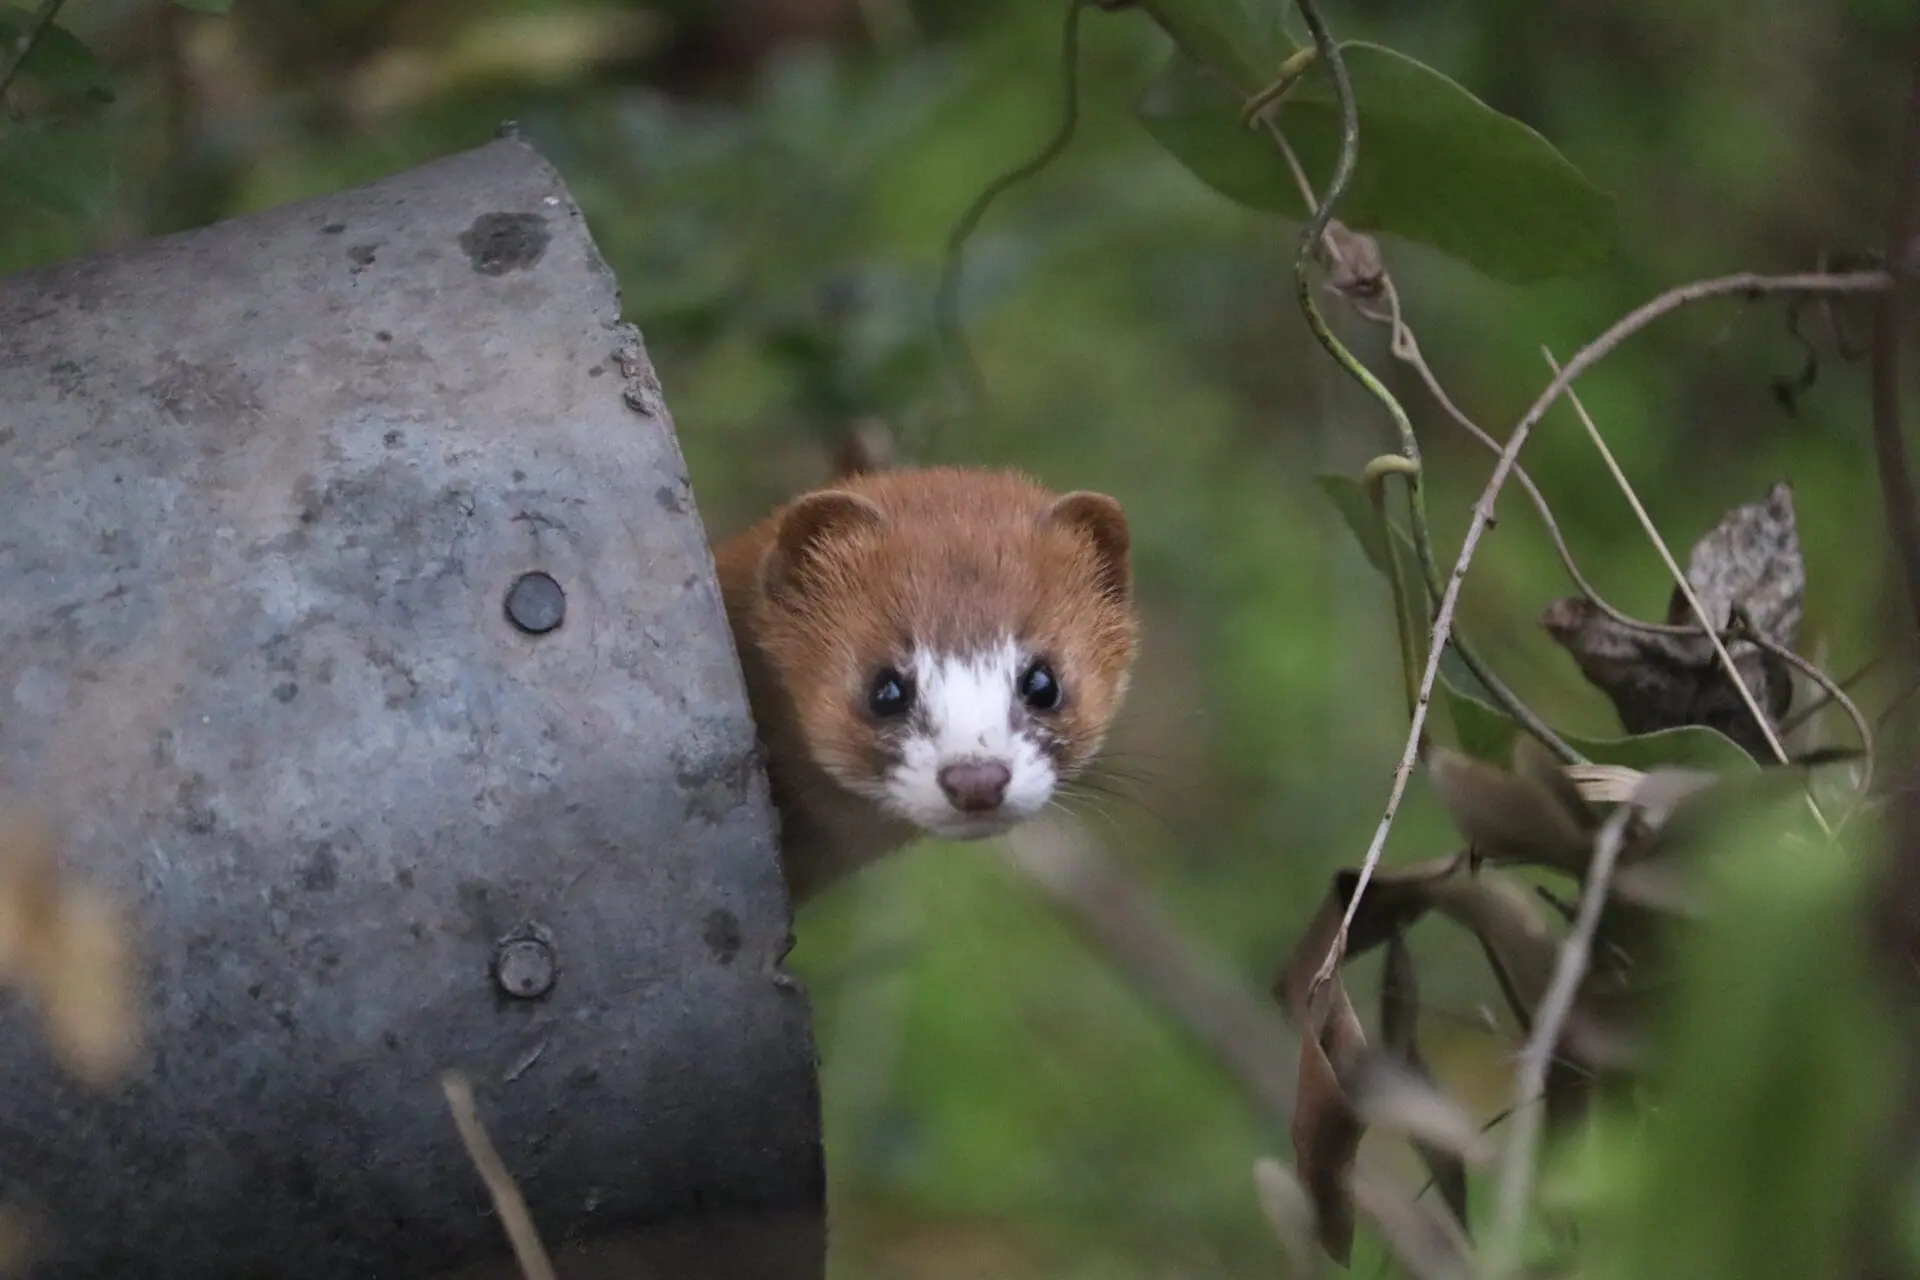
[711,467,1138,903]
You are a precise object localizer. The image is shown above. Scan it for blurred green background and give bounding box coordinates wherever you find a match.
[2,1,1913,1275]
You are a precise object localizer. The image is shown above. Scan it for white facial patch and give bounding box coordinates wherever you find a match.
[880,638,1057,840]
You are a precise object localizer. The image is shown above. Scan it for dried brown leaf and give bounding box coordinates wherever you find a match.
[1325,219,1386,300]
[1541,482,1803,759]
[1292,978,1369,1264]
[1674,480,1803,645]
[1273,854,1466,1015]
[1427,749,1592,873]
[1512,734,1602,834]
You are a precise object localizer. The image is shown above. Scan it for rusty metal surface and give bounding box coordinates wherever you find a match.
[0,135,823,1279]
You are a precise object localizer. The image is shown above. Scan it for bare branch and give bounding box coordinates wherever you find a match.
[1357,278,1699,640]
[1307,371,1543,997]
[1529,271,1888,432]
[1002,821,1300,1120]
[1311,270,1885,997]
[1265,125,1579,764]
[1007,821,1463,1271]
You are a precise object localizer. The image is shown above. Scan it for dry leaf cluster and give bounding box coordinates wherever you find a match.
[1540,483,1805,758]
[1259,479,1863,1277]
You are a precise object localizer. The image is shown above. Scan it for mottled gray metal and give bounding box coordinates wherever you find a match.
[0,136,823,1279]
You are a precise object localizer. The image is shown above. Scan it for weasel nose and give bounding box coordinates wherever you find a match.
[938,759,1011,813]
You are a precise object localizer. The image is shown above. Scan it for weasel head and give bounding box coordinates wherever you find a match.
[750,468,1137,842]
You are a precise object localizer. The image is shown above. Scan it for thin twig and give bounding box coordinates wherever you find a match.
[1871,28,1920,640]
[1531,271,1888,423]
[1283,0,1451,676]
[1004,821,1458,1269]
[1878,671,1920,737]
[933,0,1087,425]
[1360,270,1885,646]
[1544,347,1833,836]
[1002,822,1301,1121]
[1272,122,1700,647]
[1779,654,1881,736]
[1544,348,1793,762]
[442,1072,558,1280]
[1241,46,1317,127]
[1309,373,1543,997]
[1358,277,1700,640]
[1262,116,1580,764]
[1482,808,1632,1279]
[0,0,67,101]
[1742,629,1875,809]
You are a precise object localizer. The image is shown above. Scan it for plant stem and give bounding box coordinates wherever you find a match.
[1482,807,1632,1279]
[1309,268,1887,998]
[933,0,1088,429]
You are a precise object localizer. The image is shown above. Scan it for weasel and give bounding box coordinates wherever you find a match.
[711,466,1138,904]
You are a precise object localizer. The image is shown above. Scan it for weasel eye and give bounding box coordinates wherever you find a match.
[1019,660,1063,712]
[868,668,915,719]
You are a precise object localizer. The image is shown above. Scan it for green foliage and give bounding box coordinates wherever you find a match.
[0,5,121,221]
[1132,0,1297,96]
[171,0,235,11]
[1313,472,1398,576]
[0,8,114,102]
[0,120,115,218]
[1136,45,1618,283]
[1545,814,1896,1280]
[0,1,1907,1276]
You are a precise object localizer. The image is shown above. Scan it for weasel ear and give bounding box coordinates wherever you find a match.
[762,490,887,604]
[1040,490,1130,604]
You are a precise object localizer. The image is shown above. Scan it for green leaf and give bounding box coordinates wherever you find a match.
[1586,821,1893,1280]
[1136,46,1617,284]
[1444,680,1758,775]
[1313,473,1391,575]
[0,121,116,219]
[0,11,115,102]
[1133,0,1296,99]
[172,0,235,10]
[1315,471,1432,664]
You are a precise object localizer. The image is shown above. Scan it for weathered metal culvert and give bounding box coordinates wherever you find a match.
[0,133,824,1280]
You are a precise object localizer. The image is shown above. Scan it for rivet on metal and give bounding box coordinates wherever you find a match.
[505,571,565,634]
[493,926,558,1000]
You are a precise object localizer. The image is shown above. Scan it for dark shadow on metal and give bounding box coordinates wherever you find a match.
[0,136,824,1280]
